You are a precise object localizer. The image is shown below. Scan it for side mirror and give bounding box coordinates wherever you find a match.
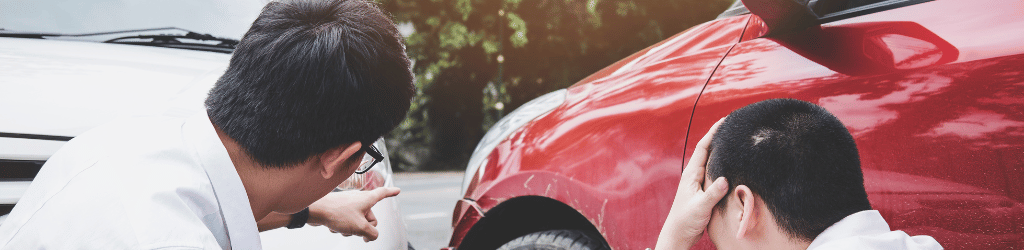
[741,0,820,36]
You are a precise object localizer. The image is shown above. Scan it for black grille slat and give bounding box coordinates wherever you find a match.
[0,132,73,141]
[0,204,13,216]
[0,160,45,181]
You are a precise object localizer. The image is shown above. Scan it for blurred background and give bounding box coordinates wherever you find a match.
[377,0,733,172]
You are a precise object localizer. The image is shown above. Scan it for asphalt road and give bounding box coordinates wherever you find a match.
[394,171,464,250]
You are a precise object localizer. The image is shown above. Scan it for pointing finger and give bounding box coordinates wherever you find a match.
[370,187,401,203]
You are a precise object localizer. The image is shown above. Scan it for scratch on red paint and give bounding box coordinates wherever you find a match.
[544,184,551,195]
[523,174,535,190]
[598,199,608,229]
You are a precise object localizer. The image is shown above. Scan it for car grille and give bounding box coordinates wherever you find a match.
[0,204,13,216]
[1,160,45,181]
[1,160,44,218]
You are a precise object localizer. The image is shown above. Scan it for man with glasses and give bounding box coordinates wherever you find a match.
[0,0,414,249]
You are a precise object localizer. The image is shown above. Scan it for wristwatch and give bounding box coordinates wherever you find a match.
[287,207,310,229]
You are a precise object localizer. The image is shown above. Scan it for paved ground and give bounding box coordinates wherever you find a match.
[394,171,465,250]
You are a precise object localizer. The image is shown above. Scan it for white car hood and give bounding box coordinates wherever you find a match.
[0,37,229,137]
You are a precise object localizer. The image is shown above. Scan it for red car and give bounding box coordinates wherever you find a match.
[447,0,1024,249]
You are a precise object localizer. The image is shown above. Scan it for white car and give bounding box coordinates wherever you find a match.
[0,0,409,249]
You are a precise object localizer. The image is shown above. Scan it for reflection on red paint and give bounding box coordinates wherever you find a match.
[573,15,749,87]
[876,34,943,69]
[864,169,1024,249]
[693,1,1024,247]
[772,21,958,76]
[740,14,768,42]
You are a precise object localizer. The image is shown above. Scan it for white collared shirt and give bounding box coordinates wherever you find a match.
[808,210,942,250]
[0,114,261,250]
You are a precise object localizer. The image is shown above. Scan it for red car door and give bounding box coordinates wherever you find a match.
[688,0,1024,249]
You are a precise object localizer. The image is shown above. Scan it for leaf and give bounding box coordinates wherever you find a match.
[482,39,500,54]
[586,0,602,27]
[505,12,526,31]
[505,12,528,47]
[439,22,470,49]
[615,2,638,17]
[586,0,599,15]
[426,17,441,28]
[504,0,522,10]
[455,0,472,21]
[510,30,528,48]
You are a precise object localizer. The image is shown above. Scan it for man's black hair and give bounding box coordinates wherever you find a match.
[707,98,871,241]
[205,0,415,167]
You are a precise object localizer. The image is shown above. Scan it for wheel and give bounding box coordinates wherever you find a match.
[497,230,609,250]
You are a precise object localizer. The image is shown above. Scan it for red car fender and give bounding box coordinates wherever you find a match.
[450,171,617,249]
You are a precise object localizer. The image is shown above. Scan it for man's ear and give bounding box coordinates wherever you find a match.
[318,141,363,180]
[734,185,760,240]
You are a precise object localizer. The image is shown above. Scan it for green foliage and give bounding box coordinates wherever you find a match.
[505,12,528,48]
[379,0,732,171]
[454,0,473,21]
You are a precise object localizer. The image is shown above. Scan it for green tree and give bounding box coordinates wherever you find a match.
[381,0,732,171]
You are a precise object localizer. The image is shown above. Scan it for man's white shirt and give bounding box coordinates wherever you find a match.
[0,114,261,250]
[808,210,942,250]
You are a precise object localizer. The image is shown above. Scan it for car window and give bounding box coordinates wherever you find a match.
[809,0,885,16]
[815,0,933,22]
[716,0,932,23]
[716,0,750,19]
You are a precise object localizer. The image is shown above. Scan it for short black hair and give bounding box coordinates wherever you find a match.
[206,0,415,167]
[707,98,871,241]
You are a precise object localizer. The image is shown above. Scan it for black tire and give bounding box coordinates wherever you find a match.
[496,230,609,250]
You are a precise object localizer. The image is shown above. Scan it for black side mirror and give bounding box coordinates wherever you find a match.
[741,0,820,36]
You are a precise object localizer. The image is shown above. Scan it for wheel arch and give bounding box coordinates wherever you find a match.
[456,195,609,250]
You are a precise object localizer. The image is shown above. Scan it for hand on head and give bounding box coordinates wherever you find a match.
[307,187,401,242]
[655,118,730,250]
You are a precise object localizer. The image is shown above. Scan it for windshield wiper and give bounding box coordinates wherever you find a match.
[1,27,188,38]
[104,31,238,53]
[0,27,238,53]
[0,31,61,39]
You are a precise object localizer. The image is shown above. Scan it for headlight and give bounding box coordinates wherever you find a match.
[336,138,391,191]
[461,89,568,195]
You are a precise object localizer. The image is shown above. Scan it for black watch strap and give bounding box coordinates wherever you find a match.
[287,207,310,229]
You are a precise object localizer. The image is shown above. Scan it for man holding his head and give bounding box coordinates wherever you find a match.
[0,0,414,249]
[656,99,941,250]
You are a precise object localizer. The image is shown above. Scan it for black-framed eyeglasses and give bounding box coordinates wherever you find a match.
[356,144,383,174]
